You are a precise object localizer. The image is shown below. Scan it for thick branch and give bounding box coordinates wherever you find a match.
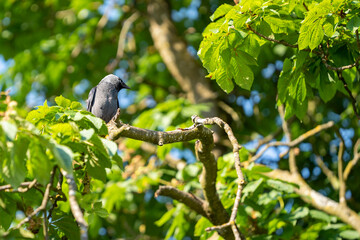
[108,113,243,239]
[147,0,216,104]
[155,186,207,217]
[262,168,360,233]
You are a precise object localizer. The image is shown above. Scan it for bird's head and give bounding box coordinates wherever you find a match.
[101,74,130,91]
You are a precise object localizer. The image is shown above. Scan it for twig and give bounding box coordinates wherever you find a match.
[253,127,283,153]
[155,186,207,217]
[106,11,140,73]
[336,71,360,120]
[14,167,56,230]
[61,169,88,240]
[315,156,339,190]
[247,121,335,163]
[344,139,360,180]
[247,25,298,49]
[278,105,298,173]
[321,57,358,71]
[48,171,65,220]
[95,0,114,41]
[335,129,346,206]
[0,180,37,192]
[303,2,309,11]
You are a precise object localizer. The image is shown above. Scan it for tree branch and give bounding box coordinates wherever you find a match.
[108,112,244,239]
[12,167,56,232]
[335,130,346,206]
[146,0,216,104]
[336,71,360,120]
[0,180,37,192]
[262,167,360,233]
[61,169,88,240]
[106,11,140,73]
[155,186,207,217]
[344,139,360,181]
[247,121,335,163]
[315,156,339,190]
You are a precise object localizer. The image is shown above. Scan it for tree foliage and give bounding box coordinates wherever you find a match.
[0,0,360,239]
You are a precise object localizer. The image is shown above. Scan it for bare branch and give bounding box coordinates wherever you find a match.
[344,139,360,180]
[106,11,140,73]
[61,169,88,240]
[335,130,346,206]
[247,121,335,164]
[0,180,37,192]
[315,156,339,190]
[155,186,207,217]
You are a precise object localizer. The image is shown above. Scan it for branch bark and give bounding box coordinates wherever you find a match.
[147,0,216,104]
[262,168,360,233]
[61,169,88,240]
[108,112,244,239]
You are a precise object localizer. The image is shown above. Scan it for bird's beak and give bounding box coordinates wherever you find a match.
[123,83,130,89]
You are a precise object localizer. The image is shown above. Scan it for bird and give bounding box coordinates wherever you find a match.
[87,74,130,123]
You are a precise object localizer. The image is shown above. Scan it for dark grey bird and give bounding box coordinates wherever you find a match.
[87,74,130,123]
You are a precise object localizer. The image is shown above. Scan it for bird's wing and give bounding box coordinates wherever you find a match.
[87,86,97,112]
[117,96,119,110]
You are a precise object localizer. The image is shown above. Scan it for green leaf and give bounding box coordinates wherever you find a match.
[2,135,29,187]
[266,179,294,193]
[112,154,123,170]
[86,158,107,182]
[318,64,336,102]
[85,115,104,130]
[288,207,309,220]
[100,138,118,157]
[155,207,176,226]
[214,68,234,93]
[230,56,254,90]
[323,22,335,37]
[55,95,71,108]
[242,178,263,196]
[92,202,109,218]
[278,58,292,103]
[80,129,95,141]
[52,144,73,172]
[309,210,331,223]
[194,217,212,236]
[51,212,80,240]
[339,230,360,239]
[0,121,17,141]
[298,24,310,50]
[28,141,53,185]
[70,101,82,110]
[296,75,307,102]
[347,16,360,33]
[309,19,324,50]
[210,4,233,21]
